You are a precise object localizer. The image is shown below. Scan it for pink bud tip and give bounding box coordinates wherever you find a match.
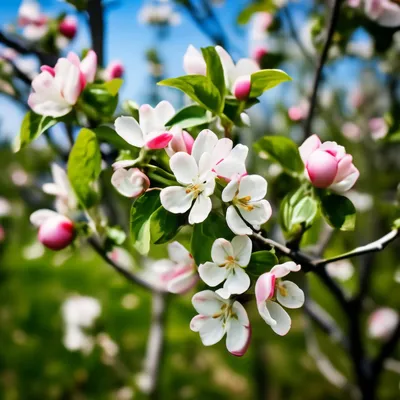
[59,16,78,39]
[233,77,252,101]
[306,150,338,188]
[253,47,268,64]
[288,106,305,121]
[182,131,194,154]
[146,133,174,150]
[38,216,75,251]
[107,61,124,79]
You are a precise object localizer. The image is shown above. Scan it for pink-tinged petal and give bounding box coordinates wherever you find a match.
[38,215,75,251]
[182,131,195,154]
[67,52,81,67]
[167,270,199,294]
[166,129,194,156]
[188,194,212,224]
[276,281,305,309]
[40,65,55,76]
[298,134,321,163]
[112,159,136,170]
[215,45,235,85]
[211,237,234,264]
[167,241,192,265]
[226,305,251,356]
[145,132,173,149]
[226,205,252,235]
[80,50,97,83]
[334,154,354,183]
[198,262,228,287]
[376,2,400,27]
[368,307,399,339]
[237,174,267,201]
[329,167,359,194]
[139,104,157,135]
[160,186,194,214]
[233,75,251,100]
[191,290,224,315]
[111,168,149,198]
[255,272,275,303]
[266,301,291,336]
[170,152,198,184]
[191,129,219,165]
[306,150,338,188]
[54,58,81,105]
[224,267,250,295]
[232,235,252,266]
[30,209,60,227]
[221,176,239,203]
[270,261,301,278]
[183,45,207,75]
[114,116,145,148]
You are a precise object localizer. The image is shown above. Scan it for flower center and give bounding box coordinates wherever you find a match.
[233,195,254,211]
[185,182,204,198]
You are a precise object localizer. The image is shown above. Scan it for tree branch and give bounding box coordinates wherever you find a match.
[87,0,105,66]
[303,0,343,140]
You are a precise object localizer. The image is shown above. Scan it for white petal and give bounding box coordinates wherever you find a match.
[167,241,192,265]
[214,144,248,180]
[215,46,235,86]
[210,138,233,166]
[202,177,216,197]
[226,313,251,356]
[114,116,144,147]
[198,152,213,179]
[221,177,239,203]
[215,288,231,299]
[167,270,198,294]
[191,129,218,164]
[160,186,193,214]
[329,170,359,194]
[277,281,305,309]
[198,262,228,287]
[226,205,252,235]
[270,261,301,278]
[192,316,226,346]
[183,45,207,75]
[224,267,250,295]
[189,194,212,224]
[111,168,145,197]
[238,199,272,227]
[54,58,81,105]
[51,163,70,195]
[211,238,234,264]
[42,183,62,197]
[266,301,292,336]
[191,290,224,315]
[112,160,136,170]
[30,209,60,227]
[80,50,97,83]
[257,301,277,327]
[154,100,175,127]
[237,175,267,201]
[231,235,252,266]
[170,153,198,185]
[232,58,259,82]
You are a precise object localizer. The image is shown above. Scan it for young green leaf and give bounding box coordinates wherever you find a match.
[248,250,278,276]
[150,206,186,244]
[320,193,356,231]
[93,126,132,150]
[14,111,57,152]
[158,75,222,114]
[254,136,304,173]
[67,128,102,209]
[165,105,214,129]
[201,46,226,99]
[103,78,123,96]
[250,69,292,98]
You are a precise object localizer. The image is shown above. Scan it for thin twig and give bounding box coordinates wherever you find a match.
[303,0,343,140]
[87,0,105,66]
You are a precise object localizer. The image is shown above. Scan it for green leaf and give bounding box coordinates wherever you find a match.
[250,69,292,98]
[191,212,234,265]
[14,111,57,152]
[130,191,161,255]
[104,226,127,251]
[165,105,214,129]
[248,250,278,276]
[320,193,356,231]
[158,75,222,114]
[67,128,102,209]
[254,136,304,173]
[237,1,275,25]
[150,206,186,244]
[93,126,132,150]
[80,83,119,119]
[103,78,123,96]
[201,46,225,100]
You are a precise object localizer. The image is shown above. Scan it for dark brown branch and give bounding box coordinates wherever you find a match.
[303,0,343,140]
[87,0,105,66]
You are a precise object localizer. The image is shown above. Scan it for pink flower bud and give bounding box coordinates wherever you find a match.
[59,16,78,39]
[38,215,75,250]
[252,46,268,64]
[166,129,194,157]
[288,106,305,121]
[233,76,251,101]
[145,132,173,150]
[299,134,359,193]
[105,60,124,80]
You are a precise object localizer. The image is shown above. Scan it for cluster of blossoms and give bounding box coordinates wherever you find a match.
[348,0,400,27]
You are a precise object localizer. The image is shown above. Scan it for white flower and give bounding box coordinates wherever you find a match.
[222,174,272,235]
[368,307,399,339]
[42,163,77,215]
[326,260,354,281]
[198,236,251,297]
[255,262,304,336]
[18,0,48,41]
[190,290,251,356]
[114,101,175,152]
[107,247,135,271]
[364,0,400,27]
[111,168,150,198]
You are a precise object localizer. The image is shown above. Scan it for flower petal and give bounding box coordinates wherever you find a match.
[188,194,212,224]
[80,50,97,83]
[210,138,233,166]
[160,186,193,214]
[167,270,198,294]
[114,116,144,147]
[221,176,239,203]
[211,238,234,264]
[30,209,60,227]
[183,45,207,75]
[170,152,198,185]
[298,134,321,163]
[270,261,301,278]
[198,262,228,287]
[255,272,275,303]
[232,235,252,266]
[226,205,252,235]
[277,281,305,309]
[191,290,224,315]
[191,315,226,346]
[237,175,267,201]
[224,267,250,295]
[266,301,291,336]
[238,199,272,227]
[329,167,359,194]
[191,129,218,165]
[167,241,192,264]
[226,308,251,356]
[154,100,175,127]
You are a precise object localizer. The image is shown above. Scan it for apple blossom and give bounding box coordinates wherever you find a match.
[198,236,252,297]
[369,117,388,141]
[255,262,304,335]
[114,101,175,152]
[190,290,251,356]
[59,15,78,39]
[364,0,400,27]
[159,241,199,294]
[18,0,48,41]
[250,12,273,41]
[104,60,124,81]
[222,174,272,235]
[299,134,359,193]
[111,168,150,198]
[30,210,75,250]
[326,260,355,281]
[368,307,399,339]
[183,45,207,75]
[165,129,194,157]
[28,51,97,117]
